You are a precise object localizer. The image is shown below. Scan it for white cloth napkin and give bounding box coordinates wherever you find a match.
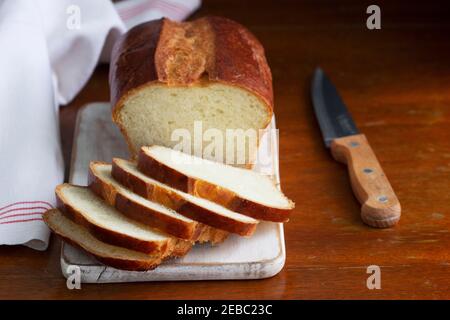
[0,0,200,251]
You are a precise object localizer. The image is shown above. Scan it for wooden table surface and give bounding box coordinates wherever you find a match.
[1,0,449,299]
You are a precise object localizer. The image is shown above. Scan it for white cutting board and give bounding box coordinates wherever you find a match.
[61,102,285,283]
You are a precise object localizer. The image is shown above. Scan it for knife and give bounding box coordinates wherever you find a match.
[311,67,401,228]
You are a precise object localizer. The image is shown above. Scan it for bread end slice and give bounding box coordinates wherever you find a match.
[44,209,166,271]
[55,184,192,256]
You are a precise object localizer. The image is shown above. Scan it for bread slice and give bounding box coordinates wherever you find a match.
[55,184,191,256]
[110,17,273,165]
[111,159,259,236]
[43,209,166,271]
[88,162,228,243]
[138,145,295,222]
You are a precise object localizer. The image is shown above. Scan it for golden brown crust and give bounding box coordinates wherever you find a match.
[170,239,195,257]
[155,18,215,86]
[190,181,292,222]
[112,159,256,236]
[43,209,164,271]
[109,19,163,113]
[92,255,160,272]
[110,16,273,108]
[205,16,273,110]
[195,225,229,244]
[55,184,179,255]
[109,16,274,154]
[64,235,161,271]
[138,149,293,222]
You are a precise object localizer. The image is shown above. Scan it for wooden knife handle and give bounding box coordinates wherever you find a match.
[331,134,401,228]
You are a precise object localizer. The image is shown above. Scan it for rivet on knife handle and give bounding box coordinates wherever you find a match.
[331,134,401,228]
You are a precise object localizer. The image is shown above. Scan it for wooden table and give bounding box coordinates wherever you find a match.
[1,0,449,299]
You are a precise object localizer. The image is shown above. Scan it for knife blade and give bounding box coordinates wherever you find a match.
[311,67,401,228]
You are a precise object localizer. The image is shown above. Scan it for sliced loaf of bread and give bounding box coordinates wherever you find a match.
[138,145,295,222]
[44,209,166,271]
[88,162,228,243]
[55,184,191,256]
[111,159,259,236]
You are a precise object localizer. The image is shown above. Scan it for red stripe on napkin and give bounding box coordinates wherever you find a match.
[0,218,44,225]
[0,201,52,225]
[0,206,50,217]
[0,201,52,212]
[0,212,45,221]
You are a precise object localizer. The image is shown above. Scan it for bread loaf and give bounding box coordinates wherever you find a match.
[109,16,273,165]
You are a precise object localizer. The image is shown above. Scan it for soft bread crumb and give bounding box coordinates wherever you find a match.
[118,83,269,164]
